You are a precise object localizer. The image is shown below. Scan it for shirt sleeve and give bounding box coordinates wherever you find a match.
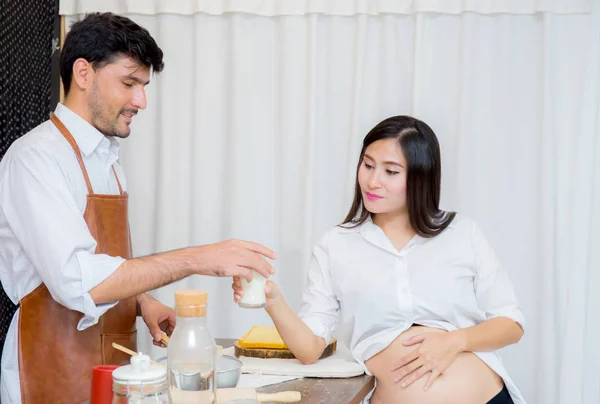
[471,221,526,331]
[298,230,340,344]
[0,144,124,330]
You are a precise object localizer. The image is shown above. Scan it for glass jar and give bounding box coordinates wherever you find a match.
[112,353,170,404]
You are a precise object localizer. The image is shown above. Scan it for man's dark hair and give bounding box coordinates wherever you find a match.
[60,12,164,95]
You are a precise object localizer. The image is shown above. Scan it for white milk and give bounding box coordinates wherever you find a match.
[238,271,266,308]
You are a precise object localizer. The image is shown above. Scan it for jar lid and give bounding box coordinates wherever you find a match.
[175,290,209,317]
[175,290,208,306]
[112,353,166,384]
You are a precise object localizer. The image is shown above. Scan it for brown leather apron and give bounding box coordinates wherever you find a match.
[17,114,138,403]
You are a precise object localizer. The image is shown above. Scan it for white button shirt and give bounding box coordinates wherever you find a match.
[0,103,127,404]
[298,214,526,403]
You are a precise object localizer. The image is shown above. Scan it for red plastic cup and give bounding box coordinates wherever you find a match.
[91,365,119,404]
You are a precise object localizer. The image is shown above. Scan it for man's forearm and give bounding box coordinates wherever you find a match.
[90,248,197,304]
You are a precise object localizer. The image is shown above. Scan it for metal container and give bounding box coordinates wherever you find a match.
[157,355,242,389]
[215,355,242,388]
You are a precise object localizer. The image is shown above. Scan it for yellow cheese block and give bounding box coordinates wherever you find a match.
[238,325,288,349]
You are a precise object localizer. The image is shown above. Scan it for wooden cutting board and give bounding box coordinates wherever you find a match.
[234,338,337,360]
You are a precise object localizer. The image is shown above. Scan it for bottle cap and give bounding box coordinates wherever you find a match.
[175,290,208,317]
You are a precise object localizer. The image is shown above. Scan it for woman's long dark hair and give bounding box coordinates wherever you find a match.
[342,115,455,238]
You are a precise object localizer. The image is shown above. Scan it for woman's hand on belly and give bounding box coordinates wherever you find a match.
[366,326,504,404]
[391,330,466,390]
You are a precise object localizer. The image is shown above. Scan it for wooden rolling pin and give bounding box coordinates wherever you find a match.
[170,388,301,403]
[218,388,301,403]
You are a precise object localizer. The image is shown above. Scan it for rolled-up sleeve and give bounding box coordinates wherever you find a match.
[298,231,340,344]
[76,252,124,329]
[471,222,526,331]
[0,145,123,330]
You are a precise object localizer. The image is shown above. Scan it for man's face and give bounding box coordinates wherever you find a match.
[87,55,150,138]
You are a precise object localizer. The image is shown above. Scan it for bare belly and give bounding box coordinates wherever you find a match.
[365,326,504,404]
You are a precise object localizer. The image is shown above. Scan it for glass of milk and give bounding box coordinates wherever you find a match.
[238,271,266,308]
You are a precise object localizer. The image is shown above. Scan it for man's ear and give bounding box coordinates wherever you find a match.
[71,58,93,91]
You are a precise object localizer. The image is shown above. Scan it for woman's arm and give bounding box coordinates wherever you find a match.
[393,220,526,390]
[452,316,523,352]
[266,282,327,364]
[232,279,326,364]
[232,231,338,364]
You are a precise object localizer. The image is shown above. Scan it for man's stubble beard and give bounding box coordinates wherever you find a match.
[88,82,130,139]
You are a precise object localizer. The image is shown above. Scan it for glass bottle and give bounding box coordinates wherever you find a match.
[167,290,216,404]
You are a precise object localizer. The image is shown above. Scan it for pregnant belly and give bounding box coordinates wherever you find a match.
[365,326,504,404]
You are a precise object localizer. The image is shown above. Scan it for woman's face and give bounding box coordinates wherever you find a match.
[357,138,408,216]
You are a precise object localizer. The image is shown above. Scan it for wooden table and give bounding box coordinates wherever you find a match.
[217,339,374,404]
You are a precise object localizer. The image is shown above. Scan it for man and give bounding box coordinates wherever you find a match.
[0,12,274,404]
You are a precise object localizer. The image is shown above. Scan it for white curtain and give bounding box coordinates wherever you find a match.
[62,3,600,403]
[60,0,592,15]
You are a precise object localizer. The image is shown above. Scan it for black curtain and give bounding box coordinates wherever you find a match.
[0,0,59,364]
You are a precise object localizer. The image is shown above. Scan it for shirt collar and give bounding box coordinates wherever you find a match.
[54,103,121,159]
[359,214,429,255]
[359,215,402,255]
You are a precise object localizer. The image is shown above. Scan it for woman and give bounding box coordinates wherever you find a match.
[233,116,526,403]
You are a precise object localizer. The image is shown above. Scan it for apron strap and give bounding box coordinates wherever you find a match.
[50,113,94,195]
[111,166,124,195]
[50,113,124,195]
